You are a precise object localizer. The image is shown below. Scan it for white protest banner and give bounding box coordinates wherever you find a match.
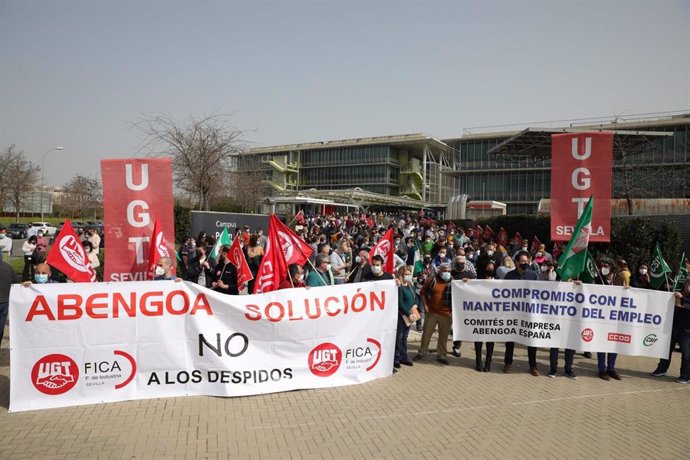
[452,280,674,358]
[9,280,397,412]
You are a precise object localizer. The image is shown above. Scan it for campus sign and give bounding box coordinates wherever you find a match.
[191,211,269,240]
[452,280,674,358]
[9,280,397,412]
[550,132,613,242]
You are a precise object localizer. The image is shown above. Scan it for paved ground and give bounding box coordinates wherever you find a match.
[1,327,688,459]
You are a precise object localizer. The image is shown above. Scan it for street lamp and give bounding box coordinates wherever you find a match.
[40,146,64,220]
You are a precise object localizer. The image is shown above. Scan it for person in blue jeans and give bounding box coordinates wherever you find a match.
[394,265,417,372]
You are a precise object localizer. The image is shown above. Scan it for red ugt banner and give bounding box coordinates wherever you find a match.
[551,132,613,243]
[101,159,175,281]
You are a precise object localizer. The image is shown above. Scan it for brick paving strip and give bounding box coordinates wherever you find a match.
[1,328,688,459]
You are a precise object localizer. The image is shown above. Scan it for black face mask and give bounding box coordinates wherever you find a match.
[519,263,529,271]
[485,270,495,278]
[456,264,465,271]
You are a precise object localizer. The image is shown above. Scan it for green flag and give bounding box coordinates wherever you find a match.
[210,227,231,259]
[412,239,423,276]
[578,249,599,284]
[556,196,593,281]
[649,242,672,289]
[673,252,687,291]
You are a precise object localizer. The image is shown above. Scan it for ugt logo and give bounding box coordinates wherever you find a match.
[31,354,79,395]
[308,343,342,377]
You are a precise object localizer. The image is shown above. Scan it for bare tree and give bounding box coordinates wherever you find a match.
[57,174,102,218]
[2,145,40,220]
[135,114,247,211]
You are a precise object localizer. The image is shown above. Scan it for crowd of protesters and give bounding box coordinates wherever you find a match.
[1,211,688,385]
[172,210,690,384]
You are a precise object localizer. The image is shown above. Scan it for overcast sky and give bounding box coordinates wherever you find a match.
[1,0,688,186]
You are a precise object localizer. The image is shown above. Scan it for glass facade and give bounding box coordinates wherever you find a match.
[447,122,690,214]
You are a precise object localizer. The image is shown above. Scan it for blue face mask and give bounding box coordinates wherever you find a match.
[441,272,451,282]
[35,274,49,284]
[0,234,5,239]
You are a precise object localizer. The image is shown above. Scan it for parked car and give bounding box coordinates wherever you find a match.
[29,221,58,236]
[7,223,27,239]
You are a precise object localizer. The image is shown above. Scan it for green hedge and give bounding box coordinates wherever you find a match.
[460,215,683,271]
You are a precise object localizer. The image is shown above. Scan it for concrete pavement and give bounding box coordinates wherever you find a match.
[1,327,688,459]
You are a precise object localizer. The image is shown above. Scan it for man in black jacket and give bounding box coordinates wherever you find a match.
[211,245,239,295]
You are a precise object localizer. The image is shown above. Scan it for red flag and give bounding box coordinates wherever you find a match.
[46,219,97,282]
[511,232,523,248]
[295,211,305,225]
[483,225,494,241]
[369,227,395,274]
[476,225,483,235]
[271,215,314,265]
[497,227,509,247]
[228,236,253,287]
[531,235,542,254]
[253,218,288,294]
[147,217,173,280]
[366,217,375,228]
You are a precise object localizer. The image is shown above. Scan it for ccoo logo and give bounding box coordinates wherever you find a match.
[31,354,79,395]
[308,343,342,377]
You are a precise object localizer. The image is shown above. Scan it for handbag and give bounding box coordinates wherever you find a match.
[404,306,421,326]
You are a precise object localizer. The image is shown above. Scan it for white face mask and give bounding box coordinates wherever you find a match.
[639,268,648,275]
[403,275,414,284]
[355,256,361,263]
[295,274,304,282]
[325,264,332,272]
[371,265,383,275]
[548,271,558,281]
[155,266,166,276]
[601,267,610,276]
[540,265,548,272]
[487,250,494,256]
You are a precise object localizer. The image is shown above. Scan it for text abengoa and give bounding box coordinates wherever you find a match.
[23,287,387,322]
[9,280,398,412]
[452,280,674,358]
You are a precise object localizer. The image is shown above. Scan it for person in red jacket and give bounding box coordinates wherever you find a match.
[278,264,306,290]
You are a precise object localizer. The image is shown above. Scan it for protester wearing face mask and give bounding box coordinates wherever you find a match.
[449,255,478,358]
[279,264,306,289]
[154,257,176,281]
[513,240,530,260]
[472,261,496,372]
[348,249,372,283]
[415,254,435,332]
[187,247,212,288]
[415,263,454,365]
[394,265,418,372]
[306,253,334,287]
[87,228,101,255]
[630,262,651,289]
[0,228,12,262]
[504,251,540,375]
[22,235,38,282]
[476,243,499,278]
[431,247,452,272]
[21,263,54,287]
[211,247,239,294]
[538,261,558,282]
[595,259,622,380]
[365,255,394,281]
[82,241,100,270]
